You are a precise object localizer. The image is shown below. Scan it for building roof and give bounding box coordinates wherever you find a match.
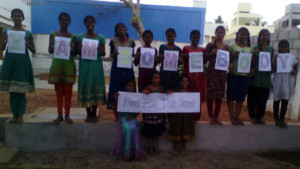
[31,0,206,43]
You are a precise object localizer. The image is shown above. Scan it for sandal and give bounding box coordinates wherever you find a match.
[215,119,222,125]
[10,116,18,123]
[181,149,187,155]
[53,115,63,124]
[85,116,93,123]
[64,115,73,124]
[16,116,23,123]
[172,150,179,156]
[209,118,216,125]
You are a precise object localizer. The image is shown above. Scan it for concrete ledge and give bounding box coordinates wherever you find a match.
[0,115,10,142]
[5,118,300,152]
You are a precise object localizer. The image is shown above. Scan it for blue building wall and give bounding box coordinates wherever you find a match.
[31,0,205,43]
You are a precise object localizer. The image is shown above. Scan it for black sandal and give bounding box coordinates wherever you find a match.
[53,115,63,124]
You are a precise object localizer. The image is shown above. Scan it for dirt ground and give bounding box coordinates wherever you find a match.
[1,150,300,169]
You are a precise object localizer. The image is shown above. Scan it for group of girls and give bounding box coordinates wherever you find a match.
[0,9,298,161]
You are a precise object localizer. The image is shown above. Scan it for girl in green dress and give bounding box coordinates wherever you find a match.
[0,8,36,123]
[77,16,106,123]
[48,12,77,124]
[167,75,195,156]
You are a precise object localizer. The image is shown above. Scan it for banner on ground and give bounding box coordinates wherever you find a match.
[117,92,200,113]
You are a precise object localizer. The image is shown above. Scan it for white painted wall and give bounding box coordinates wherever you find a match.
[0,0,31,29]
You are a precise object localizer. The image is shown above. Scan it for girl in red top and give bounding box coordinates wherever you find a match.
[181,30,204,121]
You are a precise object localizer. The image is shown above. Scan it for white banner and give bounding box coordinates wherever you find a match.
[117,47,133,68]
[215,50,229,71]
[189,52,203,73]
[140,47,155,69]
[163,50,179,71]
[117,92,200,113]
[259,52,271,71]
[277,53,292,73]
[54,37,71,60]
[81,39,98,60]
[237,53,252,73]
[7,30,26,54]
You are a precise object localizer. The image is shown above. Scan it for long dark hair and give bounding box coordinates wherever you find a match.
[278,39,290,53]
[11,8,24,18]
[235,27,251,47]
[212,25,226,48]
[149,71,160,85]
[257,29,270,50]
[59,12,71,23]
[114,23,129,37]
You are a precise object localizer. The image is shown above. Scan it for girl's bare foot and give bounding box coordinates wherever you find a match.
[10,116,18,123]
[181,149,187,155]
[172,150,179,156]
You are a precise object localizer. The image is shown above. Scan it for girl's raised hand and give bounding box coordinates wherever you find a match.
[166,90,173,94]
[252,49,260,54]
[143,89,150,95]
[291,70,297,75]
[181,53,188,59]
[114,92,120,99]
[211,48,218,55]
[249,68,255,76]
[273,54,278,60]
[110,51,118,58]
[2,34,8,45]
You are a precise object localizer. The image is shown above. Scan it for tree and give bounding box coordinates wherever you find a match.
[120,0,145,45]
[214,15,224,24]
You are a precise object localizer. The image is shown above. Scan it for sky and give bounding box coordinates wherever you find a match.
[99,0,300,26]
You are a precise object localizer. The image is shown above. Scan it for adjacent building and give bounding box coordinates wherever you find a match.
[226,3,274,40]
[273,3,300,31]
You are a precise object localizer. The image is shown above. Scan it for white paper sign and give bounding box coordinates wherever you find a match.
[259,52,271,71]
[215,50,230,71]
[7,30,25,54]
[54,37,71,60]
[117,92,200,113]
[238,53,252,73]
[117,47,133,68]
[277,53,292,73]
[189,52,203,73]
[81,39,98,60]
[163,50,179,71]
[140,47,155,69]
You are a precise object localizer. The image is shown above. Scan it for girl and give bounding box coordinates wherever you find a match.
[107,23,136,120]
[272,40,297,128]
[0,8,35,123]
[77,16,106,123]
[134,30,158,93]
[48,12,76,124]
[142,71,166,155]
[167,75,195,156]
[204,26,229,125]
[181,30,204,122]
[248,29,274,125]
[227,27,253,126]
[158,28,182,92]
[113,79,145,161]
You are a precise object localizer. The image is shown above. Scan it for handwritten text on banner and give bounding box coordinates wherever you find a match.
[117,92,200,113]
